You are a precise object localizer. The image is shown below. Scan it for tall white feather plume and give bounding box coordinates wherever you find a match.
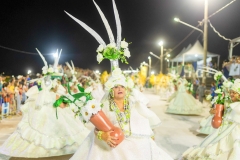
[112,0,122,49]
[53,49,62,69]
[64,11,106,47]
[93,0,115,44]
[65,62,73,71]
[36,48,48,69]
[71,60,75,72]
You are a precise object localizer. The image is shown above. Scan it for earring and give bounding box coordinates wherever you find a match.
[110,89,114,98]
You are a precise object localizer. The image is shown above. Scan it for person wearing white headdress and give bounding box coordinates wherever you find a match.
[182,79,240,160]
[65,0,172,159]
[0,49,90,158]
[70,68,173,160]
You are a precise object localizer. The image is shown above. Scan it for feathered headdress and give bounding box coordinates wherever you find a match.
[36,48,63,78]
[65,0,130,67]
[65,60,77,82]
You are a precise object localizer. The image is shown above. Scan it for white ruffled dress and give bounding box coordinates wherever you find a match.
[70,91,173,160]
[166,82,203,115]
[0,83,90,158]
[182,102,240,160]
[197,114,216,135]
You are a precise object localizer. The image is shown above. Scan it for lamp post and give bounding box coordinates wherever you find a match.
[174,0,208,83]
[174,18,203,33]
[202,0,208,84]
[148,56,151,77]
[158,41,163,74]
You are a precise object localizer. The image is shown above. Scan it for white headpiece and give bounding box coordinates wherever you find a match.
[104,68,134,91]
[65,0,130,64]
[36,48,63,77]
[65,60,77,82]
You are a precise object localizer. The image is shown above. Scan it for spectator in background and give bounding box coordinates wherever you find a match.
[21,80,28,104]
[192,81,198,98]
[2,82,10,113]
[222,59,230,79]
[0,75,3,113]
[197,83,206,103]
[14,81,21,115]
[8,78,16,114]
[26,75,31,81]
[217,80,223,88]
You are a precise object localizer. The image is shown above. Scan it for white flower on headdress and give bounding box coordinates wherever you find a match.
[72,76,77,82]
[215,89,222,94]
[124,48,131,58]
[96,44,104,52]
[85,99,101,115]
[127,78,134,89]
[97,53,104,63]
[71,70,76,75]
[105,80,114,91]
[85,87,93,93]
[54,69,59,73]
[223,81,233,88]
[107,42,116,48]
[48,67,54,73]
[52,79,58,88]
[80,108,92,122]
[42,66,48,74]
[214,71,222,81]
[112,68,122,78]
[121,41,128,49]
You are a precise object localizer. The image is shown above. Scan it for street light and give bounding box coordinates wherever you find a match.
[148,56,151,77]
[27,70,31,75]
[174,17,203,33]
[174,0,208,83]
[158,40,164,74]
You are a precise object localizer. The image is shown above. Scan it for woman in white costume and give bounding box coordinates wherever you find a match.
[65,0,172,159]
[70,68,173,160]
[0,50,90,158]
[166,78,203,115]
[182,79,240,160]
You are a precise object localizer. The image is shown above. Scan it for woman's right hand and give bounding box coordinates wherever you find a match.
[101,130,118,148]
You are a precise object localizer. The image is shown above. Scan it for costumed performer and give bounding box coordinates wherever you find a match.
[166,78,203,115]
[65,0,173,159]
[0,49,90,158]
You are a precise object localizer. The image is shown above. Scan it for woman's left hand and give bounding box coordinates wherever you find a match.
[101,131,118,148]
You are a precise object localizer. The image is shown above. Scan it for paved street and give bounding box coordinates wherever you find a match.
[0,89,210,160]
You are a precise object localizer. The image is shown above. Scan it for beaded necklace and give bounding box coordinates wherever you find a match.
[110,98,131,137]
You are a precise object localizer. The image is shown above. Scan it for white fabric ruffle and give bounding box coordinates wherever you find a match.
[197,114,216,135]
[0,87,90,158]
[70,96,172,160]
[166,83,203,115]
[182,102,240,160]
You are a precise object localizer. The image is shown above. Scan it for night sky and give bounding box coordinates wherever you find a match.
[0,0,239,76]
